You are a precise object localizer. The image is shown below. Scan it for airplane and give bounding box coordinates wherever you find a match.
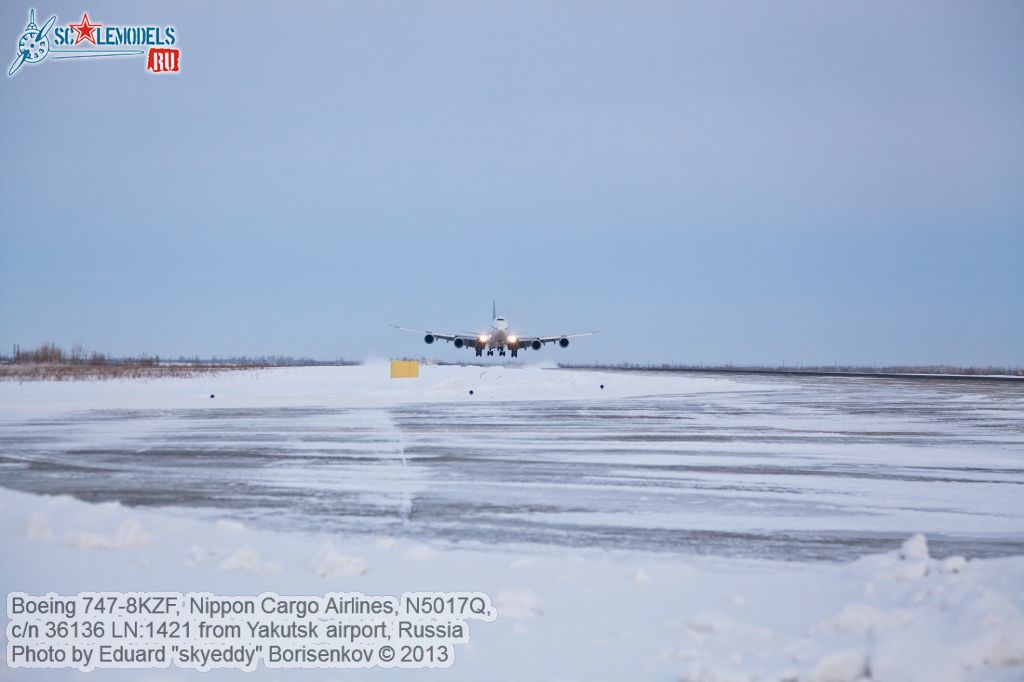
[391,303,597,358]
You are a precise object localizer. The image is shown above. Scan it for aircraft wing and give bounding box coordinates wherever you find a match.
[518,331,600,348]
[390,324,480,346]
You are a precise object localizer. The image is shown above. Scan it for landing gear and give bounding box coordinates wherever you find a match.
[475,347,483,357]
[499,349,506,357]
[486,350,494,356]
[510,349,518,358]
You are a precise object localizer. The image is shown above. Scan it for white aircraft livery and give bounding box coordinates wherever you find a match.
[392,303,598,358]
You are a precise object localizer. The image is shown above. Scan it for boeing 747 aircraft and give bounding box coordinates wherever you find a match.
[392,303,597,358]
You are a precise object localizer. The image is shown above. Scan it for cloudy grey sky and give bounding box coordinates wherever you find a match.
[1,1,1021,365]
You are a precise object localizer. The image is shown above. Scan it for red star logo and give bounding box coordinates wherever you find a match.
[69,12,102,45]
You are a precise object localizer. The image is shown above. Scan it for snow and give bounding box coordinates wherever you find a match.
[0,362,761,416]
[2,365,1023,680]
[313,543,368,578]
[217,545,283,575]
[4,485,1022,681]
[808,649,870,682]
[493,589,545,620]
[62,518,152,550]
[900,533,930,561]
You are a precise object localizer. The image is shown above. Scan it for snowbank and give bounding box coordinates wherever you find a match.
[2,487,1022,681]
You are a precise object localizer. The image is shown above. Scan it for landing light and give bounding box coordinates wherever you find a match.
[478,334,490,343]
[508,335,518,344]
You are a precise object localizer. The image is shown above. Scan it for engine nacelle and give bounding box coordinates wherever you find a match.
[559,337,570,348]
[424,334,435,344]
[531,340,542,351]
[454,338,465,349]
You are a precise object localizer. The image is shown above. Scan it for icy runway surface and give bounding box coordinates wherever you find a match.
[1,365,1022,561]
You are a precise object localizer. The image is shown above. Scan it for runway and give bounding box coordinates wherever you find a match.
[1,368,1022,561]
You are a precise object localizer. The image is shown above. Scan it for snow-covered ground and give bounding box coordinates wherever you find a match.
[2,364,1023,680]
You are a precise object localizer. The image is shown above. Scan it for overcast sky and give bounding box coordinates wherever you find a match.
[2,1,1021,366]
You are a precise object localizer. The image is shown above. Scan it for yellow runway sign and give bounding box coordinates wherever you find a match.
[390,360,420,379]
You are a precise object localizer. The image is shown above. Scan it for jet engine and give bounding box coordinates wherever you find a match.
[424,334,435,344]
[531,340,542,351]
[559,337,570,348]
[454,338,465,349]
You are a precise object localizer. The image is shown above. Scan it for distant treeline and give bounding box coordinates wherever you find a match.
[6,345,1020,379]
[1,344,356,381]
[4,344,354,367]
[162,356,357,367]
[560,362,1024,378]
[10,343,138,366]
